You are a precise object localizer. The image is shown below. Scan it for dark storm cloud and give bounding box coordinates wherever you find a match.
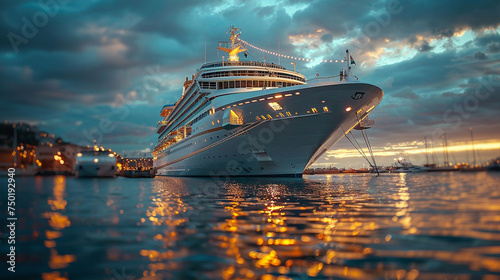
[473,51,488,60]
[417,40,434,52]
[291,0,500,41]
[392,87,420,100]
[0,0,499,154]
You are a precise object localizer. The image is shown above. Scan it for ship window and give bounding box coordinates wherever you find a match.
[312,108,318,113]
[307,111,310,114]
[266,114,273,119]
[258,81,264,87]
[252,100,257,102]
[268,102,282,111]
[285,93,292,97]
[223,81,228,89]
[217,119,220,123]
[286,111,292,116]
[279,113,285,117]
[241,80,247,87]
[212,121,214,125]
[235,81,240,88]
[229,81,234,88]
[323,106,329,112]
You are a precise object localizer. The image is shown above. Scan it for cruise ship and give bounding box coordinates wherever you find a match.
[152,27,384,177]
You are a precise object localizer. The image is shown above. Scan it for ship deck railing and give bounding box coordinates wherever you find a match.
[200,61,286,70]
[306,75,341,83]
[306,75,359,83]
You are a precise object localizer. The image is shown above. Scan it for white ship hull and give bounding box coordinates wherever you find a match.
[154,80,383,177]
[75,162,117,178]
[74,152,118,178]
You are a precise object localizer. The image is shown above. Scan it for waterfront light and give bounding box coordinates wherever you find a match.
[77,153,82,157]
[108,153,114,157]
[94,158,99,163]
[345,107,352,112]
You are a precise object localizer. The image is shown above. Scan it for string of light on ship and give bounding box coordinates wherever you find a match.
[237,38,345,63]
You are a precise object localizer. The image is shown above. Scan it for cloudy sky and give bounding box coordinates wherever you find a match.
[1,0,499,166]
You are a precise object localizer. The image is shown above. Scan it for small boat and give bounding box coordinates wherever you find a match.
[427,166,459,172]
[119,169,155,178]
[487,157,500,172]
[392,158,429,173]
[341,168,358,173]
[16,164,40,176]
[74,147,118,178]
[460,165,486,172]
[0,164,39,177]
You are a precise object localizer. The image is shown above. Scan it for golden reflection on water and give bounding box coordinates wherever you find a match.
[40,176,75,279]
[134,173,500,279]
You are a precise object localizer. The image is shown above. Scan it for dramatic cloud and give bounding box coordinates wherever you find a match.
[0,0,499,164]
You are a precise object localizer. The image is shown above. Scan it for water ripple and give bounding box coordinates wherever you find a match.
[3,172,500,279]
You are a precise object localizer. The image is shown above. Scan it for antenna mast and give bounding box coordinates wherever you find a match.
[204,26,207,64]
[470,128,476,167]
[217,26,246,62]
[425,136,429,166]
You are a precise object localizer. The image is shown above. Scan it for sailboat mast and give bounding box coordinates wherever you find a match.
[444,133,450,166]
[424,136,429,166]
[432,141,439,165]
[470,128,476,167]
[444,133,449,166]
[204,27,207,64]
[277,30,280,65]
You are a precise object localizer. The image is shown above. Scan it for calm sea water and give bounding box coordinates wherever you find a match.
[1,172,500,280]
